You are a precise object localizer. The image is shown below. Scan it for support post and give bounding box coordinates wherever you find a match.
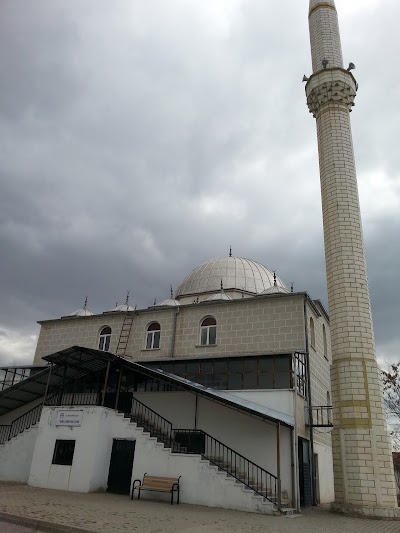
[101,361,111,407]
[277,422,282,510]
[114,364,123,410]
[43,363,53,406]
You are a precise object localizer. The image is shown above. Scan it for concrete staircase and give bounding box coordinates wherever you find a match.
[120,409,297,515]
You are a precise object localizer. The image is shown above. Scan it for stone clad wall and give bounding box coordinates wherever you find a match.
[34,294,307,365]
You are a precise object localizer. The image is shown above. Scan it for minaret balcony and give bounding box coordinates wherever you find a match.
[305,67,357,118]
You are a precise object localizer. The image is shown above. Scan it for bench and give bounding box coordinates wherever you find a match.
[131,473,181,505]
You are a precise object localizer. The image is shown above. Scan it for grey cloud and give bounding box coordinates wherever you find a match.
[0,0,399,366]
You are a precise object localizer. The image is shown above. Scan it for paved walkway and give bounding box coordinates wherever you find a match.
[0,484,399,533]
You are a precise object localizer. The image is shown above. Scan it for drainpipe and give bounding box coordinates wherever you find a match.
[170,307,180,358]
[303,295,316,506]
[277,422,282,510]
[293,365,300,512]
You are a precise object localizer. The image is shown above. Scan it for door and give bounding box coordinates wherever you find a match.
[298,438,312,507]
[107,439,136,494]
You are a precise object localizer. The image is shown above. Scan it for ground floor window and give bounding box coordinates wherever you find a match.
[52,440,76,465]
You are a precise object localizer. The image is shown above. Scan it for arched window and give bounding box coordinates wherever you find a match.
[200,317,217,346]
[323,324,328,360]
[99,326,111,352]
[310,317,315,348]
[327,391,331,406]
[146,322,161,349]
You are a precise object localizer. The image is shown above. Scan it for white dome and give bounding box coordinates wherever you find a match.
[108,303,135,312]
[175,257,287,297]
[67,308,93,317]
[155,298,181,307]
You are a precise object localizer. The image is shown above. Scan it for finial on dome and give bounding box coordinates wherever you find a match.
[83,296,88,310]
[125,290,130,306]
[221,279,223,291]
[229,246,232,257]
[273,271,277,287]
[170,285,173,299]
[291,282,294,293]
[154,298,157,305]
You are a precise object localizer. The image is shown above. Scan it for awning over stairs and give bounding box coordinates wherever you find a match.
[0,346,294,427]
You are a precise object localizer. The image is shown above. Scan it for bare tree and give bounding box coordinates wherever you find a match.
[382,363,400,450]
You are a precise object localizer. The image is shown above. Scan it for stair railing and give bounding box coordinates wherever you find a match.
[171,429,279,508]
[0,425,11,445]
[123,397,173,447]
[0,403,43,444]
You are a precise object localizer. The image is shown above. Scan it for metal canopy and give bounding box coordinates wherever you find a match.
[0,346,294,428]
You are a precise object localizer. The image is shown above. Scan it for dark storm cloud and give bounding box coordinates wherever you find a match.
[0,0,399,365]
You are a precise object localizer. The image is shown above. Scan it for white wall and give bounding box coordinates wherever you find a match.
[131,392,293,501]
[28,406,279,513]
[228,390,294,416]
[0,426,38,483]
[314,441,334,504]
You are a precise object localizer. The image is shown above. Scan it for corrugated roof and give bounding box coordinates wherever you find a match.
[0,346,294,427]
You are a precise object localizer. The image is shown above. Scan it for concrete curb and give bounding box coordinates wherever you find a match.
[0,511,94,533]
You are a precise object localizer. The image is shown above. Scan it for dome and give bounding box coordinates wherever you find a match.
[108,303,135,312]
[156,298,181,307]
[67,308,93,317]
[175,257,287,297]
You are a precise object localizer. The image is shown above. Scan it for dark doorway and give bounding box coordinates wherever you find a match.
[298,438,312,507]
[107,439,135,494]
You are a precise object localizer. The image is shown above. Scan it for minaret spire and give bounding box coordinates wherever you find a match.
[306,0,398,515]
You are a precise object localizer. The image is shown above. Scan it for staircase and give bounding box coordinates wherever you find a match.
[122,397,293,512]
[0,403,43,445]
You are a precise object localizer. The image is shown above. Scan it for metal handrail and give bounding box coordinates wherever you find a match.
[8,403,43,440]
[125,397,173,447]
[171,429,279,507]
[0,403,43,445]
[0,425,11,445]
[308,405,333,427]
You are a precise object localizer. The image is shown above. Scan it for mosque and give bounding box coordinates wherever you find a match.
[0,0,398,520]
[0,255,334,513]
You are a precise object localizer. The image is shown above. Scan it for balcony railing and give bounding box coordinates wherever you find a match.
[307,406,333,427]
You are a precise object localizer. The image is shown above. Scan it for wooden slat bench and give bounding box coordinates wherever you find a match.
[131,473,181,505]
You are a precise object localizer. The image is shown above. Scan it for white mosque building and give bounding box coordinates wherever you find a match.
[0,255,334,514]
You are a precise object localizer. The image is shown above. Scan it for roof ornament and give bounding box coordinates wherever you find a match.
[220,279,224,291]
[83,296,88,311]
[170,285,174,299]
[273,271,277,287]
[154,298,157,305]
[125,290,130,306]
[291,282,294,293]
[229,246,232,257]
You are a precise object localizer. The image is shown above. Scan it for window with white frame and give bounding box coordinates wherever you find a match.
[146,322,161,349]
[200,317,217,346]
[98,326,111,351]
[310,317,315,348]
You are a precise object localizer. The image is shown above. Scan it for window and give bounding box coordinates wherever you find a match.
[99,327,111,351]
[146,322,161,349]
[323,324,328,360]
[310,317,315,348]
[52,440,76,465]
[327,391,331,406]
[200,317,217,345]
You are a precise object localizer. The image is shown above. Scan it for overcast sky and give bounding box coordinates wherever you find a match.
[0,0,399,367]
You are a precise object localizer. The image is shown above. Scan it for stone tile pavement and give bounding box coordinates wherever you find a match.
[0,484,399,533]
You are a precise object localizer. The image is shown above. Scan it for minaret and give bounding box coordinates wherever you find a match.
[305,0,398,514]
